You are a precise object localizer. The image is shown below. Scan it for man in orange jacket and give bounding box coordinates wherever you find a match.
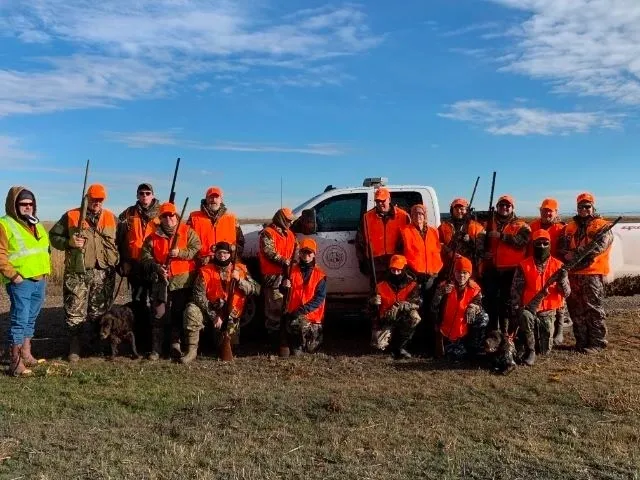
[356,187,410,286]
[558,193,613,354]
[187,186,245,266]
[181,241,260,363]
[370,254,421,359]
[281,238,327,355]
[527,198,570,346]
[438,197,485,274]
[431,256,488,361]
[258,207,298,348]
[512,229,571,366]
[116,183,160,351]
[482,194,531,335]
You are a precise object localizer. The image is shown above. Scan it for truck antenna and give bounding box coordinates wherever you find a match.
[280,176,283,208]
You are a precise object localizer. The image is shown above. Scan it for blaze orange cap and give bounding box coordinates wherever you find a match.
[299,238,317,253]
[532,229,551,241]
[206,186,222,198]
[450,198,469,208]
[540,198,559,210]
[454,255,473,273]
[389,254,407,270]
[577,192,595,205]
[87,184,106,200]
[281,207,295,220]
[374,187,390,201]
[159,202,177,216]
[497,194,515,207]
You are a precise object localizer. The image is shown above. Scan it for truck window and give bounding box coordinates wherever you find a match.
[315,193,367,232]
[390,191,423,215]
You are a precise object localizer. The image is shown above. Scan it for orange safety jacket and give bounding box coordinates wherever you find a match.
[489,219,529,269]
[364,206,410,258]
[122,208,160,261]
[150,224,196,277]
[188,210,237,257]
[201,263,249,318]
[258,226,297,276]
[400,224,443,275]
[519,256,565,312]
[377,280,418,317]
[563,218,612,275]
[286,264,327,324]
[439,280,481,342]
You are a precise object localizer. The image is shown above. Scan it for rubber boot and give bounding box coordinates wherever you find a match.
[68,327,81,363]
[21,337,39,367]
[9,345,32,376]
[523,331,536,366]
[148,326,163,361]
[180,330,200,364]
[552,316,564,346]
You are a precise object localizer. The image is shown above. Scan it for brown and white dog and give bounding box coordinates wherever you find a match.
[100,302,140,359]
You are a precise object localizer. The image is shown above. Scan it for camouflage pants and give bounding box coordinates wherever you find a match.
[566,274,607,349]
[264,286,284,333]
[286,314,323,353]
[63,268,116,328]
[444,310,489,360]
[371,309,421,351]
[183,302,240,339]
[520,310,555,354]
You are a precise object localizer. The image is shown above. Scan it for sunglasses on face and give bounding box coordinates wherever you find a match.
[138,191,153,196]
[578,204,593,210]
[497,203,512,208]
[18,202,33,207]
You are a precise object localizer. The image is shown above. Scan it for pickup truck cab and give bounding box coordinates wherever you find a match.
[241,177,440,300]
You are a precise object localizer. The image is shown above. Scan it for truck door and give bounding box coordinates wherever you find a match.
[305,192,369,296]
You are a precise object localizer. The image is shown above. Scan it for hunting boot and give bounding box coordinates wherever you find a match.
[552,316,564,346]
[68,327,81,363]
[21,337,39,367]
[148,326,163,361]
[391,332,413,360]
[170,329,182,359]
[9,345,32,377]
[180,330,200,364]
[523,331,536,366]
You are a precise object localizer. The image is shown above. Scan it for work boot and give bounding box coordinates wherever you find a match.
[523,332,536,366]
[68,328,81,363]
[9,345,32,376]
[170,329,182,359]
[180,330,200,364]
[148,327,163,361]
[392,348,412,360]
[21,337,39,367]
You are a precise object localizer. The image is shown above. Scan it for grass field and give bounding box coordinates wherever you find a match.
[1,296,639,479]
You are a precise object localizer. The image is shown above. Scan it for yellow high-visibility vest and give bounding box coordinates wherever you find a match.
[0,216,50,283]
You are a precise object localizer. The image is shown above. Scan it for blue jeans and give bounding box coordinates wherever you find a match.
[6,279,46,346]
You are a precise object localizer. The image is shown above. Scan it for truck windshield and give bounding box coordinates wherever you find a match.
[292,192,324,215]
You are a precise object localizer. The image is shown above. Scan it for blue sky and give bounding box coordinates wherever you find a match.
[0,0,638,220]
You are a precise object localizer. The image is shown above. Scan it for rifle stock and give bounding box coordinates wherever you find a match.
[219,246,238,362]
[523,216,622,314]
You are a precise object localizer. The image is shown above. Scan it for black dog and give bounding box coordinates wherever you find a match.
[100,302,140,359]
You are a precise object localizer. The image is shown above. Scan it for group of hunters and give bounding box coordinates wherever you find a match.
[0,180,615,377]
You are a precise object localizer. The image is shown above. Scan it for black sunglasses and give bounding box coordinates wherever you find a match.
[578,204,593,210]
[138,191,153,196]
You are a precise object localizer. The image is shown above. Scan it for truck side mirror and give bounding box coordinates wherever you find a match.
[299,208,317,235]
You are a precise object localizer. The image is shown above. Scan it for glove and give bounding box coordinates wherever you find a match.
[398,301,418,312]
[238,279,252,294]
[372,294,382,306]
[387,304,400,318]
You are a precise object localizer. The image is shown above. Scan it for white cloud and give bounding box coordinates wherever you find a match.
[441,21,501,37]
[0,1,383,117]
[0,135,38,162]
[106,129,347,155]
[439,99,623,135]
[490,0,640,105]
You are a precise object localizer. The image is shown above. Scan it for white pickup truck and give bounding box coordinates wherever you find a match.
[239,177,640,322]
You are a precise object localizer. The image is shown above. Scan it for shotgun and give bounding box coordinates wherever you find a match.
[169,157,180,204]
[279,245,298,357]
[157,197,189,304]
[218,246,238,362]
[72,159,90,273]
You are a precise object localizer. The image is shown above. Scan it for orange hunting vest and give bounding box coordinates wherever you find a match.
[519,256,564,312]
[67,208,117,231]
[286,265,327,324]
[563,218,611,275]
[490,220,529,269]
[527,220,564,258]
[123,207,160,261]
[400,225,443,275]
[364,206,410,258]
[258,226,297,276]
[200,263,249,319]
[188,210,237,257]
[150,224,195,277]
[439,280,482,342]
[438,220,485,246]
[377,280,417,317]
